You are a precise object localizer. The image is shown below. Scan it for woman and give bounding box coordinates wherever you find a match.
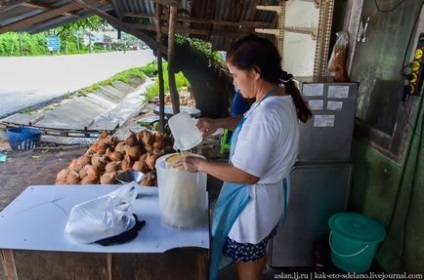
[172,35,312,280]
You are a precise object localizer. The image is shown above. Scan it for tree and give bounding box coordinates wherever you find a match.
[150,35,233,118]
[173,36,233,118]
[53,15,105,53]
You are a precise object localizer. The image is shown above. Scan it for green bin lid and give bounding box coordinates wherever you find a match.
[329,212,386,243]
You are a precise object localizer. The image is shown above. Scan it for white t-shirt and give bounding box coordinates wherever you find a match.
[228,95,299,244]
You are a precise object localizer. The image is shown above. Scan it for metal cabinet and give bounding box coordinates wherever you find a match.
[268,162,351,267]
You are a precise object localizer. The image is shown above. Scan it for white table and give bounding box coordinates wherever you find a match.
[0,185,210,280]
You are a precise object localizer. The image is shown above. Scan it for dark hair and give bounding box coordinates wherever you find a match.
[226,34,312,123]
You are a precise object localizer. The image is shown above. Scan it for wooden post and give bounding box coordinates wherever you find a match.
[1,249,18,280]
[107,253,113,280]
[167,5,180,115]
[155,3,166,132]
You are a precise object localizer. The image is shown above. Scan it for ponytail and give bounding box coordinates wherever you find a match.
[280,71,312,123]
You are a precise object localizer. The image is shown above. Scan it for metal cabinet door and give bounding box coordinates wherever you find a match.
[268,163,351,267]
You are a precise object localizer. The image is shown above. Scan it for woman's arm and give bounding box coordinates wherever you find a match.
[196,116,242,136]
[172,156,259,185]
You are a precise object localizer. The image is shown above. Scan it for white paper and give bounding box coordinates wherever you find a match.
[308,99,324,110]
[328,86,349,99]
[327,101,343,111]
[314,115,335,127]
[303,84,324,97]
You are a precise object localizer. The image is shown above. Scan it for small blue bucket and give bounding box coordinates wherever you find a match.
[329,212,386,273]
[6,127,42,150]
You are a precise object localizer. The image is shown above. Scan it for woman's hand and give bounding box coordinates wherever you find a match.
[171,156,205,173]
[196,118,219,137]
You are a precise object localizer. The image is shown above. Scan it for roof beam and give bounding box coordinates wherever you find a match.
[0,0,98,33]
[0,0,28,7]
[20,2,78,17]
[150,0,180,7]
[128,22,254,37]
[125,12,272,29]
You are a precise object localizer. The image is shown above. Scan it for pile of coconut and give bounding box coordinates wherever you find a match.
[55,130,174,186]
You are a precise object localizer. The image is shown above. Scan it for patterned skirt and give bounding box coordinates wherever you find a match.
[222,225,278,262]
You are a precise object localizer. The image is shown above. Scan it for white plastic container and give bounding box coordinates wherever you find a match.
[167,112,202,151]
[155,153,207,229]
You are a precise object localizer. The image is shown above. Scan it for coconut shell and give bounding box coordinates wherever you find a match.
[132,161,150,173]
[125,132,138,147]
[120,156,133,172]
[81,174,99,184]
[91,154,109,170]
[76,155,91,166]
[105,161,121,173]
[140,172,156,187]
[145,153,160,170]
[66,170,81,184]
[83,164,98,178]
[108,150,124,162]
[114,141,126,153]
[100,172,117,184]
[55,168,69,185]
[125,145,141,161]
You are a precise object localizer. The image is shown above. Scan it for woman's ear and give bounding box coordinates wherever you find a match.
[252,66,261,80]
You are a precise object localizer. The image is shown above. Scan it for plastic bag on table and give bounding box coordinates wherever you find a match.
[65,182,139,244]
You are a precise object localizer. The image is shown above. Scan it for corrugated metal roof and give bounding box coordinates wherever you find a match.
[0,0,279,50]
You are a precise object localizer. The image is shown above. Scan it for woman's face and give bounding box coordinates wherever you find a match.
[227,62,258,99]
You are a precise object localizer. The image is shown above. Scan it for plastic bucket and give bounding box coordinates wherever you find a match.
[6,127,41,150]
[155,153,207,229]
[328,212,386,273]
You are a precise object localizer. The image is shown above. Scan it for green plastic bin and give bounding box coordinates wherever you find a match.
[329,212,386,273]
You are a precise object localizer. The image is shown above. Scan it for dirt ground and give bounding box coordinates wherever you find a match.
[0,104,225,212]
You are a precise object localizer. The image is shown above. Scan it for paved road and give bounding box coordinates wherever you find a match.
[0,50,155,118]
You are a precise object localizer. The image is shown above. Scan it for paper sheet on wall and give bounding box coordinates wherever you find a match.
[327,101,343,111]
[328,86,349,99]
[308,99,324,110]
[314,115,335,127]
[303,84,324,97]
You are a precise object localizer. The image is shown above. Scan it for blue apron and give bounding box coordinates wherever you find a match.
[210,86,288,280]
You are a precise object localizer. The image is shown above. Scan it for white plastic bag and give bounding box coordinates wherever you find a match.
[65,182,139,244]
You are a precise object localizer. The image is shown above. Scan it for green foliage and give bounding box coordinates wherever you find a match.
[64,92,73,99]
[0,16,113,56]
[144,61,190,101]
[76,66,147,96]
[0,32,50,56]
[175,34,223,63]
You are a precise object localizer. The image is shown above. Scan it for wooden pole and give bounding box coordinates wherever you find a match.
[167,5,180,115]
[155,3,165,132]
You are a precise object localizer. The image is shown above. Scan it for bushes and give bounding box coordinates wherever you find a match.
[144,61,190,101]
[0,32,90,56]
[0,33,49,56]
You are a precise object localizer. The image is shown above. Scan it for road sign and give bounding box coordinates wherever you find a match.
[46,36,60,51]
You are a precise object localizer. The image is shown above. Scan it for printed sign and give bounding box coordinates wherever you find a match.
[327,101,343,111]
[313,115,335,127]
[308,99,324,110]
[328,86,349,99]
[303,84,324,97]
[47,36,60,51]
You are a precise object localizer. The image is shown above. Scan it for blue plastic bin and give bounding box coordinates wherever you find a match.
[6,127,41,150]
